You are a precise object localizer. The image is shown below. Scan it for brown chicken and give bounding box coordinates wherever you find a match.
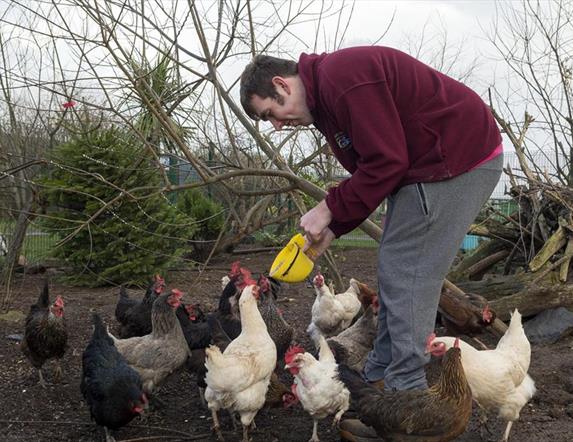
[338,338,472,441]
[438,288,495,346]
[110,289,189,394]
[21,281,68,387]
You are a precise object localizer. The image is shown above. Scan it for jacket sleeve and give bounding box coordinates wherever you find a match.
[325,81,409,237]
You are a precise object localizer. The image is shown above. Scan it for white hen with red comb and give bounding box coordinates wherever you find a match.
[426,309,535,442]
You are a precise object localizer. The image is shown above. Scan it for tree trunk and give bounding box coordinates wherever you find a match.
[1,197,36,311]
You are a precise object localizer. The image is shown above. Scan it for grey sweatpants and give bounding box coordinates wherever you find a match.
[363,154,503,390]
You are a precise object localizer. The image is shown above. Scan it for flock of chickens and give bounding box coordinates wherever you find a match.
[19,261,536,442]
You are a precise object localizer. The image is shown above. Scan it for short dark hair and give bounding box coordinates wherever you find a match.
[240,55,298,120]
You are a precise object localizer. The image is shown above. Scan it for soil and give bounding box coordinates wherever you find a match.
[1,247,573,442]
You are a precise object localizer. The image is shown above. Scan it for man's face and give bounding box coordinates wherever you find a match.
[249,76,314,130]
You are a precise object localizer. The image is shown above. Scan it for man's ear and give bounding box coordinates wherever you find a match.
[272,76,290,95]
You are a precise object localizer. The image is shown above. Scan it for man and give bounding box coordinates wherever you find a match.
[240,46,502,439]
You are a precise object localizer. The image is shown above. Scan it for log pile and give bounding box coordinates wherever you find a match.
[441,110,573,327]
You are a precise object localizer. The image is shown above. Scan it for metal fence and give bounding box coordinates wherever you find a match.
[0,220,57,265]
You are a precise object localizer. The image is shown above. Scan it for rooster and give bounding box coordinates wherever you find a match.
[438,288,496,349]
[116,274,166,338]
[284,336,350,442]
[81,313,147,441]
[426,309,536,441]
[110,289,189,394]
[21,281,68,387]
[339,338,472,441]
[204,270,277,442]
[307,273,362,347]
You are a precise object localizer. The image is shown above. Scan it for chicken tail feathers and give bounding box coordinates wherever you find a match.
[119,285,129,301]
[328,340,350,365]
[38,280,50,307]
[207,315,231,352]
[92,313,114,344]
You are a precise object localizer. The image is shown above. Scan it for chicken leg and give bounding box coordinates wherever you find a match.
[501,420,514,442]
[211,410,225,441]
[37,368,47,388]
[54,359,63,383]
[309,419,320,442]
[104,427,116,442]
[242,423,251,442]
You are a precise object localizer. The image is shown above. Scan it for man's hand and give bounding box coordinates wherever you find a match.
[300,200,332,242]
[300,200,335,260]
[304,228,335,261]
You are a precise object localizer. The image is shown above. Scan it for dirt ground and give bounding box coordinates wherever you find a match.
[1,246,573,442]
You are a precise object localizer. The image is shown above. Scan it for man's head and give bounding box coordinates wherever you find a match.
[240,54,313,130]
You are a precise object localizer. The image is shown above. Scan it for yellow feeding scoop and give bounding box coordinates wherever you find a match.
[269,233,315,283]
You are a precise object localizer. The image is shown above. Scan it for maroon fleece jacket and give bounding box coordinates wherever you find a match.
[297,46,501,237]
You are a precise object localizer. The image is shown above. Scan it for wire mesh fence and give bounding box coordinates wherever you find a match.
[0,149,558,263]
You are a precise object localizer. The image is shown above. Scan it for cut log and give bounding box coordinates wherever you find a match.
[529,225,566,272]
[559,238,573,282]
[448,239,508,282]
[491,282,573,321]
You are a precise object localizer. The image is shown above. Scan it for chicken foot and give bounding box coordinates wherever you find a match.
[198,387,207,408]
[476,403,493,441]
[211,410,225,441]
[501,420,513,442]
[104,427,116,442]
[37,368,47,388]
[242,423,252,442]
[309,419,320,442]
[53,359,63,383]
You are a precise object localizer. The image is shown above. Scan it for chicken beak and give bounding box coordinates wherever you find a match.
[284,364,291,370]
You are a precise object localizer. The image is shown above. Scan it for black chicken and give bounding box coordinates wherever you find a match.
[116,275,165,338]
[81,313,147,441]
[21,281,68,387]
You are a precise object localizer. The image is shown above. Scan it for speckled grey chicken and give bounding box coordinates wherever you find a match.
[325,280,379,372]
[257,274,294,364]
[21,281,68,387]
[109,289,189,394]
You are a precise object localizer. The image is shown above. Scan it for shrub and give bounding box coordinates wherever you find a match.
[175,188,224,261]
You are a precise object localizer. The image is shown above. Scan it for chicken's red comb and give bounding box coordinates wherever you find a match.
[154,274,165,284]
[284,345,305,364]
[230,261,241,277]
[454,337,460,348]
[313,273,324,286]
[258,275,270,293]
[53,296,64,308]
[171,289,184,298]
[425,332,436,348]
[482,304,493,322]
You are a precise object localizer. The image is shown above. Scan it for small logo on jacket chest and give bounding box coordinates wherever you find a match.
[334,132,352,150]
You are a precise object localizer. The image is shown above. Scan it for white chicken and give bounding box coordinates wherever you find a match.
[426,309,536,441]
[204,272,277,442]
[307,273,362,347]
[284,335,350,442]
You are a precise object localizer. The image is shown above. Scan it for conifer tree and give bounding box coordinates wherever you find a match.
[40,127,196,286]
